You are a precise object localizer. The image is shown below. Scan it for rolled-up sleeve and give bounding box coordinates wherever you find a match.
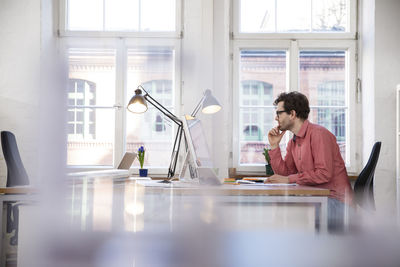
[269,142,298,177]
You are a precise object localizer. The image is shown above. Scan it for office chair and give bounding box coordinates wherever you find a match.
[353,141,381,211]
[1,131,30,246]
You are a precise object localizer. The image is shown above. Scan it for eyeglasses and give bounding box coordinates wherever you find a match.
[276,110,287,117]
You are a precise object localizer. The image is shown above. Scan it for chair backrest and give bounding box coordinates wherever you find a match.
[354,141,381,210]
[1,131,29,187]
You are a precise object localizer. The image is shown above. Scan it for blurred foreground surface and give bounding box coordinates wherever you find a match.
[15,177,400,267]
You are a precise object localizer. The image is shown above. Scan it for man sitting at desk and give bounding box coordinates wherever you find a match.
[266,91,353,229]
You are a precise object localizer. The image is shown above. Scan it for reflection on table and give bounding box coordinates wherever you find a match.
[68,176,329,234]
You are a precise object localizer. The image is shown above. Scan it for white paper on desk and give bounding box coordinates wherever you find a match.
[135,180,202,188]
[135,180,172,187]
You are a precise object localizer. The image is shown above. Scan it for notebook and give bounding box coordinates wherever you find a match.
[68,152,137,179]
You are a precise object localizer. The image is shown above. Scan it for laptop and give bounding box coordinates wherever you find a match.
[117,152,137,170]
[197,167,222,185]
[68,152,137,178]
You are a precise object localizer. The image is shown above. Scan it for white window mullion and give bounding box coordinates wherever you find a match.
[232,45,241,170]
[310,0,313,32]
[114,39,126,168]
[173,39,182,174]
[102,0,106,31]
[349,0,357,34]
[274,0,277,32]
[59,0,67,35]
[289,40,299,92]
[347,41,358,173]
[138,0,142,31]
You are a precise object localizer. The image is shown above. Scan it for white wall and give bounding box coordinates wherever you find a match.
[212,0,231,178]
[0,0,41,185]
[182,0,229,176]
[181,0,230,178]
[361,0,400,213]
[374,0,400,213]
[16,1,66,265]
[38,0,67,187]
[360,0,375,161]
[0,0,65,188]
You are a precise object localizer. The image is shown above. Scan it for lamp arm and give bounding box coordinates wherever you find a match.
[140,86,181,124]
[145,97,182,125]
[138,86,183,179]
[168,125,184,179]
[190,95,205,117]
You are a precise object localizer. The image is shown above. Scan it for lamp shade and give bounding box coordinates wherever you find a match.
[201,89,221,114]
[127,88,148,113]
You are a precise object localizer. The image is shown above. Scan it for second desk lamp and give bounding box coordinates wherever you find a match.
[189,89,222,118]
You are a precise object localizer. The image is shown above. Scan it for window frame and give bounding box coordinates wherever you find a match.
[67,78,98,139]
[59,0,183,38]
[232,0,357,40]
[62,37,181,174]
[232,39,358,174]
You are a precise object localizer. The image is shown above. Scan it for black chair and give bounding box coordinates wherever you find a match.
[353,141,381,211]
[1,131,29,187]
[1,131,30,246]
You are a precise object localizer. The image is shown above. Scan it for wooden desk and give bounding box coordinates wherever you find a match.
[68,177,330,233]
[143,183,329,232]
[162,183,329,196]
[0,187,37,194]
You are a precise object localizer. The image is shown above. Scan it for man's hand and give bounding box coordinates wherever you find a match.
[268,127,286,150]
[265,174,290,184]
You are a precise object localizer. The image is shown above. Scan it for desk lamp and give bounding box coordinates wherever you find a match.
[190,89,222,117]
[179,89,222,180]
[127,85,183,180]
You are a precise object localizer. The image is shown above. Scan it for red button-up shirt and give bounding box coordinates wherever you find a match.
[269,120,353,205]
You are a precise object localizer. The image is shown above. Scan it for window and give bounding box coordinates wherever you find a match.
[239,0,349,33]
[300,51,347,161]
[240,79,276,164]
[233,0,358,173]
[141,79,172,134]
[62,1,181,172]
[126,51,176,168]
[68,79,96,138]
[67,49,116,166]
[65,0,177,32]
[235,49,287,166]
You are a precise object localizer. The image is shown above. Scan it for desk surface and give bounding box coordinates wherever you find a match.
[135,182,330,196]
[68,176,330,196]
[0,174,334,267]
[65,176,330,234]
[0,177,330,196]
[0,186,36,194]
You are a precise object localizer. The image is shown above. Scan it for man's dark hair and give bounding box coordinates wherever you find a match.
[273,91,310,120]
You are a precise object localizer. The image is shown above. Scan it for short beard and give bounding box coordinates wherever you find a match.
[278,124,287,131]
